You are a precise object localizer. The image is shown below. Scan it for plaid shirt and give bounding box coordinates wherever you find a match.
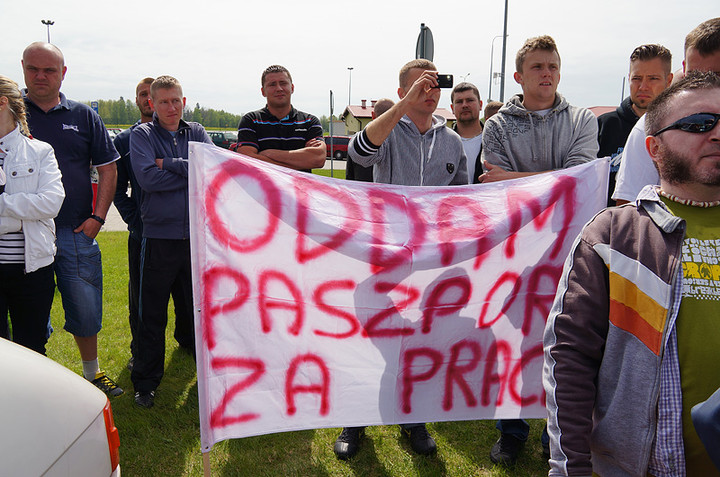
[648,200,686,477]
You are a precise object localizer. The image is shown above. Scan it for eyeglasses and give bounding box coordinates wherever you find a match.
[652,112,720,136]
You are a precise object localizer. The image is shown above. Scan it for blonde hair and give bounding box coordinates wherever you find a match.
[0,75,29,136]
[399,59,436,89]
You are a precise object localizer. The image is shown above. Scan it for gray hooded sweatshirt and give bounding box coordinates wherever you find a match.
[481,93,598,173]
[348,114,468,186]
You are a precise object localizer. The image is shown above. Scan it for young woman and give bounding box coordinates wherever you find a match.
[0,75,64,354]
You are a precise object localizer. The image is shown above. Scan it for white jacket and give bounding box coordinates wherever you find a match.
[0,126,65,272]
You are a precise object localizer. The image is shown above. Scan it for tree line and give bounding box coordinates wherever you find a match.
[84,98,243,129]
[86,98,336,131]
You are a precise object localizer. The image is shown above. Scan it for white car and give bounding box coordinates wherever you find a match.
[0,338,121,476]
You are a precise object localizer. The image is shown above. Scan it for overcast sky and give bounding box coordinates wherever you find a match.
[1,1,715,121]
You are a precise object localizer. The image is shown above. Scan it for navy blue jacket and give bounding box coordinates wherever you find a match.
[129,115,211,239]
[113,121,143,240]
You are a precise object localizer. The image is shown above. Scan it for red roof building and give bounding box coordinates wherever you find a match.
[340,99,456,134]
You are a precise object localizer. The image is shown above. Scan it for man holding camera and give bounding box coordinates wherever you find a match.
[333,59,467,461]
[348,59,467,186]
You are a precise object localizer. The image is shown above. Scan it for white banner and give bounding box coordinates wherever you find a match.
[188,143,609,451]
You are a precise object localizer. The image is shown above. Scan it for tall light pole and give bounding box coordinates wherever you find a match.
[41,20,55,43]
[347,67,353,106]
[499,0,509,101]
[488,35,503,101]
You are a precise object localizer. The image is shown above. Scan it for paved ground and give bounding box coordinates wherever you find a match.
[104,203,126,232]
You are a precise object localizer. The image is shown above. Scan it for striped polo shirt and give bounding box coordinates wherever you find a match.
[237,106,323,173]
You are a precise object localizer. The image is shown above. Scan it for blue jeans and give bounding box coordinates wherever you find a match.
[497,419,549,447]
[54,226,103,337]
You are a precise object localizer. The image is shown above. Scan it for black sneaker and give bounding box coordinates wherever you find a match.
[490,433,525,465]
[403,424,437,456]
[134,391,155,408]
[91,371,124,397]
[126,356,134,371]
[542,439,550,459]
[333,427,365,460]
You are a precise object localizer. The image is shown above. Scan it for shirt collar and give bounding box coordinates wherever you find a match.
[21,89,69,113]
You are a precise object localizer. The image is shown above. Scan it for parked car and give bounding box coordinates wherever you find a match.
[0,338,121,476]
[209,131,238,149]
[107,128,123,140]
[324,136,351,160]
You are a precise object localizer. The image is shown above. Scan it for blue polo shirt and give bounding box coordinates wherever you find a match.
[23,91,119,227]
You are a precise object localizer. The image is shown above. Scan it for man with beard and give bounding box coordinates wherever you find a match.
[451,82,484,183]
[544,70,720,476]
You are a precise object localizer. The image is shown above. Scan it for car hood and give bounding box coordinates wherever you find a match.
[0,338,109,475]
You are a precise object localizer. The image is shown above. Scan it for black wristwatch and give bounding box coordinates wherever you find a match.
[90,214,105,225]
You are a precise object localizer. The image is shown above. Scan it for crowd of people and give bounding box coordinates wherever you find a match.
[1,16,719,475]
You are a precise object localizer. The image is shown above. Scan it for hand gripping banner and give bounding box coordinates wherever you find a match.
[188,143,609,451]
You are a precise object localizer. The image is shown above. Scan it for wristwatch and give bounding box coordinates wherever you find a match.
[90,214,105,225]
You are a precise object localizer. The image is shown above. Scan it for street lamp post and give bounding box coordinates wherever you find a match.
[499,0,509,101]
[347,67,353,106]
[41,20,54,43]
[488,35,503,101]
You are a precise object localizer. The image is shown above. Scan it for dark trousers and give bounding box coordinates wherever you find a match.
[131,238,194,393]
[127,236,193,357]
[0,263,55,355]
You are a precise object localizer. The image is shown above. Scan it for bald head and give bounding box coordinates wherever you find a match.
[23,42,65,66]
[22,42,67,109]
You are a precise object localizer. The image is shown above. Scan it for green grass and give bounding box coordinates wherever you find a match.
[313,168,346,180]
[44,231,549,476]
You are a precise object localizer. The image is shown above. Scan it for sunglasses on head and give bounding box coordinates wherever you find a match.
[652,112,720,136]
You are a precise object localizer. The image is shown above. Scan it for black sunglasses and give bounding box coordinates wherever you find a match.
[652,112,720,136]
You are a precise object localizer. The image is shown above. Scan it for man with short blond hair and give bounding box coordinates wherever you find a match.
[480,35,597,184]
[334,59,467,461]
[21,41,122,397]
[129,75,212,408]
[114,77,193,372]
[348,59,467,186]
[479,34,597,465]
